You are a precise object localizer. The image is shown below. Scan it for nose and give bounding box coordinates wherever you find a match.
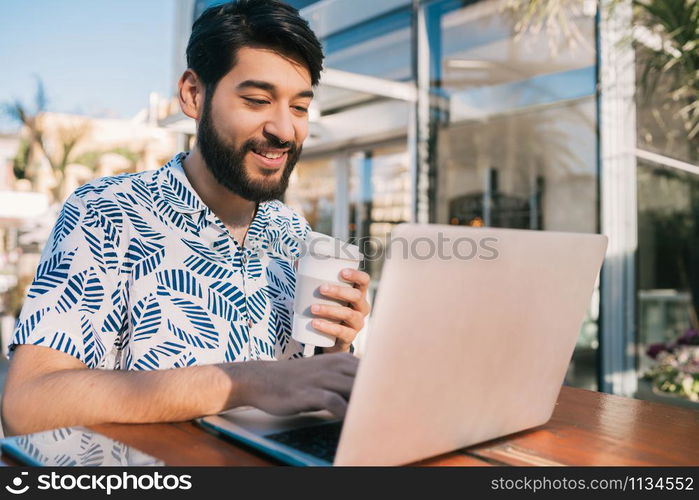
[263,106,295,146]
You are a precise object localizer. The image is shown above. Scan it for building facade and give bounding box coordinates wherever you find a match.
[168,0,699,404]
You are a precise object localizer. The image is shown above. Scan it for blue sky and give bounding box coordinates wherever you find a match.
[0,0,177,132]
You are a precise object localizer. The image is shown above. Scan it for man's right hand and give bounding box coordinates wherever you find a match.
[231,352,359,419]
[2,345,359,436]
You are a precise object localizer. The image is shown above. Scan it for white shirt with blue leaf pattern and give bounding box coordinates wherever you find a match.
[10,152,312,369]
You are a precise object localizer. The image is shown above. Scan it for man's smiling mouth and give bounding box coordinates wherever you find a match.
[252,148,286,160]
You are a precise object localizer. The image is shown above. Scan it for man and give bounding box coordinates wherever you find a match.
[2,0,370,436]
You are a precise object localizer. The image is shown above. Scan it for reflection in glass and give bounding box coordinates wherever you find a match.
[437,99,597,234]
[349,144,410,283]
[633,1,699,403]
[637,163,699,378]
[285,157,335,237]
[318,9,412,113]
[427,0,599,389]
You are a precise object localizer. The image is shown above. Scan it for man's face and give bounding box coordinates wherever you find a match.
[197,47,313,202]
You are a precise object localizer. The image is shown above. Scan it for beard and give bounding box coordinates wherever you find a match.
[196,94,302,203]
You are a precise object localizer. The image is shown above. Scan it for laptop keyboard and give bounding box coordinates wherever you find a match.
[266,421,343,463]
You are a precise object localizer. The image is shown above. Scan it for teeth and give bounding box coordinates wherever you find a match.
[254,149,284,160]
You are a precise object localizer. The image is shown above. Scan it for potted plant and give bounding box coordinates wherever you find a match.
[644,329,699,402]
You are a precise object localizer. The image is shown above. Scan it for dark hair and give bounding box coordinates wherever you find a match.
[186,0,324,95]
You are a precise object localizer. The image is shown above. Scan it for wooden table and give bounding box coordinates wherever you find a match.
[3,387,698,466]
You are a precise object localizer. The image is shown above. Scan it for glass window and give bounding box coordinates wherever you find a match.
[318,9,412,114]
[426,0,599,389]
[436,98,597,233]
[193,0,226,20]
[285,157,336,236]
[634,10,697,166]
[349,143,410,283]
[633,1,698,406]
[636,162,699,401]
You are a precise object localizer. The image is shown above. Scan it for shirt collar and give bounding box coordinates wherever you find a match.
[160,152,273,239]
[160,152,207,214]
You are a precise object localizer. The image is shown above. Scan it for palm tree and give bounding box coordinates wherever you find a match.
[633,0,698,142]
[502,0,590,51]
[505,0,698,142]
[2,77,47,185]
[3,77,91,202]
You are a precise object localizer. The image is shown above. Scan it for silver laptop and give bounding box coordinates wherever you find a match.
[198,224,608,466]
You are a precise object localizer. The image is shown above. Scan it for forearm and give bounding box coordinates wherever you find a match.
[2,362,250,436]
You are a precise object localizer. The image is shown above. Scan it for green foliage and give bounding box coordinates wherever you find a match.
[507,0,698,142]
[6,274,34,318]
[12,137,31,180]
[502,0,587,50]
[634,0,699,140]
[644,359,699,401]
[71,150,101,171]
[73,147,139,172]
[109,147,139,164]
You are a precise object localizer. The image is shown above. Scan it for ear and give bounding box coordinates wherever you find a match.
[178,69,205,121]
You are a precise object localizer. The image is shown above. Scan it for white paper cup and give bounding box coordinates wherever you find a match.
[292,232,363,347]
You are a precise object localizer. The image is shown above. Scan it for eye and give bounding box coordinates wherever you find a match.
[243,97,270,106]
[293,106,308,114]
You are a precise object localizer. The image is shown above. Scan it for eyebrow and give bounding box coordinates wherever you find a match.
[236,80,314,99]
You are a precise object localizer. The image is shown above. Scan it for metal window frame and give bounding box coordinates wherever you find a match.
[597,0,638,396]
[635,149,699,177]
[301,0,412,40]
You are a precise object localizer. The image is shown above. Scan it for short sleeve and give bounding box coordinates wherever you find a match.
[9,193,124,368]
